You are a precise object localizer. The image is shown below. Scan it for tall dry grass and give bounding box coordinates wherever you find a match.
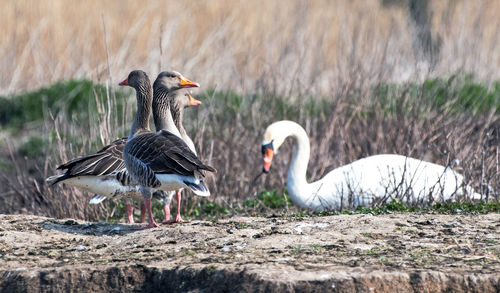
[0,0,499,220]
[1,0,500,95]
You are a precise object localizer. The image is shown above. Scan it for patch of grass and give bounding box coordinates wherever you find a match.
[197,89,333,126]
[236,222,249,229]
[106,197,499,225]
[0,79,129,131]
[18,136,49,158]
[311,245,323,253]
[408,249,432,265]
[289,200,499,219]
[372,75,500,118]
[106,201,127,224]
[184,250,196,256]
[350,200,500,215]
[200,201,230,216]
[0,158,13,172]
[244,189,292,210]
[204,265,218,274]
[430,201,500,214]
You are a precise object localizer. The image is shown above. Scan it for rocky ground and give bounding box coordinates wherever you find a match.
[0,213,498,292]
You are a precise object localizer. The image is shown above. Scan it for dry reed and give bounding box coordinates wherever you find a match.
[0,0,499,220]
[1,1,500,95]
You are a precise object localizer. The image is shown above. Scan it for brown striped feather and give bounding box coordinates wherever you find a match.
[56,137,127,179]
[124,130,215,177]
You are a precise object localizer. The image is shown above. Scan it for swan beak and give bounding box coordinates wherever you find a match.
[188,94,202,106]
[263,148,274,173]
[180,76,200,88]
[118,78,129,86]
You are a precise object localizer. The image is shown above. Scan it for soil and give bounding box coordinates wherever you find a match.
[0,213,498,292]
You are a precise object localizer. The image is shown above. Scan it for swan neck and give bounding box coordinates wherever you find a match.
[286,125,310,194]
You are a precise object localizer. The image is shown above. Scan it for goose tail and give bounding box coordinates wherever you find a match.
[152,190,176,206]
[89,194,107,205]
[45,174,68,186]
[183,179,211,197]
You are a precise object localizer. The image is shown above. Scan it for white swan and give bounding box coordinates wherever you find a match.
[261,120,480,211]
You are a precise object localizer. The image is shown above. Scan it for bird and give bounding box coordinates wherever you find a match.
[152,71,203,223]
[46,70,201,224]
[261,120,480,211]
[90,71,202,223]
[121,70,215,229]
[45,70,155,224]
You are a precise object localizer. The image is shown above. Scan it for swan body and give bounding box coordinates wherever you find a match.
[262,120,480,211]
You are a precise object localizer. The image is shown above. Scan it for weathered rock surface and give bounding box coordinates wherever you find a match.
[0,213,498,292]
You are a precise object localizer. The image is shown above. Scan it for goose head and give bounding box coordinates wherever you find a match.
[153,71,200,92]
[177,91,202,109]
[118,70,150,89]
[171,91,202,108]
[261,121,289,173]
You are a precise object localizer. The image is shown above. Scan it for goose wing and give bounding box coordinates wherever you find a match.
[125,130,215,177]
[56,137,127,178]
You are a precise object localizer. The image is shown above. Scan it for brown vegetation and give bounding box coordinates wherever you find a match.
[0,0,499,221]
[1,0,500,94]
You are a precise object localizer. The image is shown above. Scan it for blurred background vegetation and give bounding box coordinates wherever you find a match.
[0,0,499,222]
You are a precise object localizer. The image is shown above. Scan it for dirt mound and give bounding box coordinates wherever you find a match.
[0,213,498,292]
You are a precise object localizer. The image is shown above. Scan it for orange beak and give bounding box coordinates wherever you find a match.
[118,78,129,86]
[263,148,274,173]
[180,76,200,88]
[188,94,202,106]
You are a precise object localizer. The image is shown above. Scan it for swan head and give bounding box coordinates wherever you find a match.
[154,71,200,92]
[261,121,290,173]
[261,140,274,173]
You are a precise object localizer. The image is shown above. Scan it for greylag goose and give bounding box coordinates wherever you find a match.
[153,71,202,224]
[45,70,154,223]
[91,73,201,223]
[122,72,215,229]
[261,120,480,211]
[46,70,201,224]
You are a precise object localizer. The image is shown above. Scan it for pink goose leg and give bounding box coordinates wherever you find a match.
[140,203,146,223]
[174,190,184,223]
[164,190,183,223]
[162,203,172,223]
[141,198,158,229]
[125,204,134,224]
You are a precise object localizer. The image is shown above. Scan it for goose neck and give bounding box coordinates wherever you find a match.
[170,101,187,137]
[152,89,181,137]
[129,83,152,138]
